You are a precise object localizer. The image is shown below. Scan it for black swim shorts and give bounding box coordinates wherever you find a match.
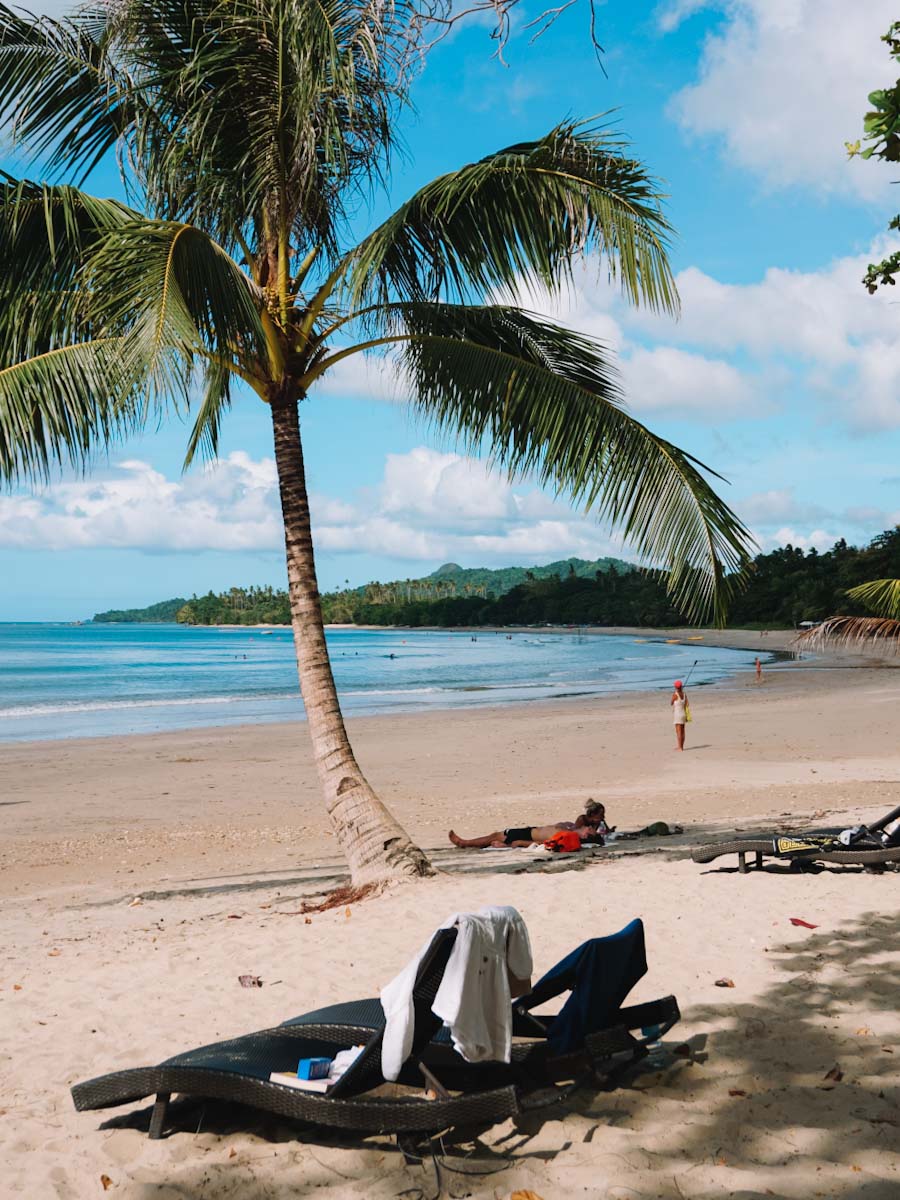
[503,826,534,845]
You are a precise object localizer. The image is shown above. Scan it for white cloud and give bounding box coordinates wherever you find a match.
[2,447,626,564]
[738,488,828,525]
[559,240,900,433]
[312,350,404,404]
[760,526,841,553]
[620,345,760,418]
[0,455,283,552]
[667,0,898,198]
[657,0,713,33]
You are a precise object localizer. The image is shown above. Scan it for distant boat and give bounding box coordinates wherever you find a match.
[665,638,679,643]
[633,638,647,643]
[260,630,274,636]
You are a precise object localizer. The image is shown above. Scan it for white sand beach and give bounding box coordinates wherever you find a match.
[3,639,900,1198]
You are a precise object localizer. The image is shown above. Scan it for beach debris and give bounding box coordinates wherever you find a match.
[820,1064,843,1088]
[100,1175,113,1191]
[789,917,818,929]
[47,949,61,957]
[856,1026,873,1036]
[511,1192,546,1200]
[128,898,142,908]
[238,975,263,988]
[714,978,735,988]
[728,1088,748,1097]
[227,914,242,920]
[12,985,21,991]
[275,882,380,916]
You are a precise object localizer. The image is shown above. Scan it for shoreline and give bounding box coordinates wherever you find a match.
[4,654,900,904]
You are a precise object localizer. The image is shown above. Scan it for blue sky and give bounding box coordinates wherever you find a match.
[3,0,900,619]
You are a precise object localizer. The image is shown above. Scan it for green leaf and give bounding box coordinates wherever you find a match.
[341,120,678,315]
[846,578,900,618]
[317,303,754,624]
[0,338,141,482]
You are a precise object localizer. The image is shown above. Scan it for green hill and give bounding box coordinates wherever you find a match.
[90,557,633,625]
[422,556,633,594]
[92,598,187,623]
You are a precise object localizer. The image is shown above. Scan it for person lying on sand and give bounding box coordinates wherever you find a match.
[449,802,610,849]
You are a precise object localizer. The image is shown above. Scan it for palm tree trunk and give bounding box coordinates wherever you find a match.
[270,392,435,885]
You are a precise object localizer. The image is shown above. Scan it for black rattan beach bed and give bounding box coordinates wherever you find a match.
[692,803,900,873]
[72,919,679,1139]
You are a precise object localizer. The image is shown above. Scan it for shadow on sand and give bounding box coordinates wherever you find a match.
[95,908,900,1198]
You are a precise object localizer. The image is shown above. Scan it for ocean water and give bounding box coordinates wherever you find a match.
[0,623,763,742]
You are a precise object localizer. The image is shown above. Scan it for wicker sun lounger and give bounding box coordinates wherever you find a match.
[72,919,678,1140]
[692,804,900,873]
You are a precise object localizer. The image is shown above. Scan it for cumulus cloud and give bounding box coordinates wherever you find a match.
[0,454,283,552]
[735,486,900,553]
[738,488,829,526]
[620,345,761,419]
[1,447,626,564]
[550,239,900,433]
[666,0,897,198]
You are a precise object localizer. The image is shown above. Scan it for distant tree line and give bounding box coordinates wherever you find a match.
[92,597,187,623]
[344,528,900,629]
[173,586,291,626]
[91,529,900,629]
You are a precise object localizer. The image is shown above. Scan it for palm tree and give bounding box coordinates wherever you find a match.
[0,0,753,885]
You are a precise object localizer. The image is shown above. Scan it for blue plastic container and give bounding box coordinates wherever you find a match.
[297,1056,332,1080]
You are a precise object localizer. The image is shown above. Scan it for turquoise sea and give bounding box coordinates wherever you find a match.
[0,623,765,742]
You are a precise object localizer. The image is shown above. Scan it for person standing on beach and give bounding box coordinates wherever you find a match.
[671,680,688,751]
[755,656,762,683]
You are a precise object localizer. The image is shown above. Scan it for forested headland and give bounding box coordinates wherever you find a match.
[90,530,900,629]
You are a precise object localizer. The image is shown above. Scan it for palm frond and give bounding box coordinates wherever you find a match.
[96,0,406,255]
[86,218,268,383]
[341,120,677,312]
[0,3,132,181]
[0,175,139,356]
[798,615,900,654]
[0,338,142,482]
[313,303,753,624]
[846,577,900,618]
[183,358,232,468]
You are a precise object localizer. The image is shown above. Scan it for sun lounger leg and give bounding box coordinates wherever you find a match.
[148,1092,170,1139]
[755,851,763,870]
[737,851,748,874]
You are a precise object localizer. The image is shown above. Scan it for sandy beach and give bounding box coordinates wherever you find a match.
[3,633,900,1198]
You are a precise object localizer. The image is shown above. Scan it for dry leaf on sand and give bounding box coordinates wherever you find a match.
[820,1064,843,1088]
[511,1191,546,1200]
[100,1175,113,1191]
[238,975,262,988]
[714,978,735,988]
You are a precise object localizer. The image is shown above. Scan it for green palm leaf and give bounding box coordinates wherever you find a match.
[183,357,233,468]
[341,121,678,312]
[846,577,900,618]
[0,175,138,355]
[0,338,142,481]
[312,303,754,624]
[86,219,268,377]
[0,3,131,181]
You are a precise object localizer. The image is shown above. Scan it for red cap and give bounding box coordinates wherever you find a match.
[674,680,683,688]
